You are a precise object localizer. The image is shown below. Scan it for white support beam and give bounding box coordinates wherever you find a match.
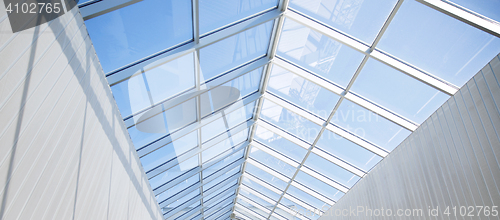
[232,0,289,214]
[417,0,500,38]
[283,194,322,215]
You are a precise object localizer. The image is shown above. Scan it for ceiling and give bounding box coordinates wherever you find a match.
[80,0,500,219]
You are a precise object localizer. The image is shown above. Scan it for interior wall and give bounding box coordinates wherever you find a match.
[319,54,500,220]
[0,3,163,220]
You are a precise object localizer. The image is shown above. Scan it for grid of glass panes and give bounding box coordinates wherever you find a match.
[80,0,500,219]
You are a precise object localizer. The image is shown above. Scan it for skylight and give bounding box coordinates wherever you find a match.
[80,0,500,219]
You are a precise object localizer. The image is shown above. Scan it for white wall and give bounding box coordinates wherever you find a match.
[0,3,163,220]
[319,54,500,220]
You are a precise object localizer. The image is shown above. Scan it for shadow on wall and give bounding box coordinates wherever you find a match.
[1,3,161,220]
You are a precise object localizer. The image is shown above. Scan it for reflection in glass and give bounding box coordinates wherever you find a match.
[267,65,339,119]
[85,0,193,72]
[331,99,411,151]
[260,99,321,143]
[377,0,500,87]
[199,0,278,35]
[350,58,449,124]
[277,18,364,87]
[289,0,398,44]
[317,129,381,171]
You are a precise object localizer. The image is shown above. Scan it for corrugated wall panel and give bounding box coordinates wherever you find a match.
[0,3,163,220]
[319,55,500,220]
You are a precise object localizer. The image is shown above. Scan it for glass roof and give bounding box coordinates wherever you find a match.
[81,0,500,219]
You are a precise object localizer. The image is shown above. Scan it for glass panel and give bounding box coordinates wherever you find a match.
[304,152,360,188]
[162,188,199,214]
[205,183,237,201]
[289,0,398,44]
[273,206,299,220]
[377,0,500,87]
[449,0,500,22]
[128,97,197,148]
[200,21,273,81]
[294,171,344,202]
[141,130,198,173]
[235,206,262,220]
[199,0,278,35]
[200,67,262,118]
[280,197,320,220]
[207,206,232,220]
[253,125,307,162]
[316,129,381,171]
[202,128,248,164]
[206,194,234,212]
[111,52,196,118]
[203,166,240,192]
[203,147,244,178]
[85,0,193,72]
[237,199,268,217]
[241,176,281,201]
[277,18,365,88]
[245,164,288,191]
[350,58,450,124]
[149,155,198,190]
[287,185,330,211]
[249,146,297,178]
[239,188,275,210]
[166,201,200,219]
[260,99,322,143]
[267,65,340,119]
[156,174,199,205]
[331,99,411,151]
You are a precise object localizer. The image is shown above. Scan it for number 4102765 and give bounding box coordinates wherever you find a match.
[443,206,498,217]
[5,2,62,14]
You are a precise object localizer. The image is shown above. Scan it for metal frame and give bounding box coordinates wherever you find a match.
[79,0,500,218]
